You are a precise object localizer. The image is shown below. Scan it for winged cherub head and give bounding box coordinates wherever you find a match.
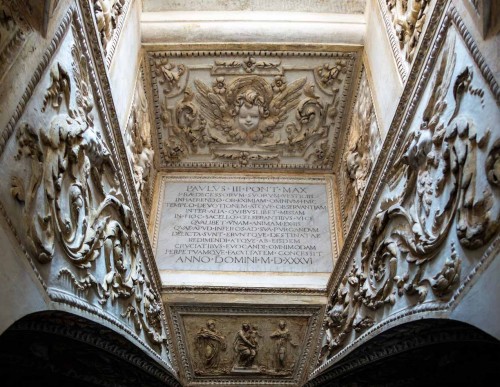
[234,89,269,132]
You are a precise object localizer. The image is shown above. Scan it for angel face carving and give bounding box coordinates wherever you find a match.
[192,75,305,146]
[234,90,266,132]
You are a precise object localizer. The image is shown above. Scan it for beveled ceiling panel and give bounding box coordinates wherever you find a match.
[147,48,361,171]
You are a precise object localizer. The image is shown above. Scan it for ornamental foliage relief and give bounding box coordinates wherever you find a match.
[340,69,381,233]
[319,27,499,365]
[1,13,167,357]
[149,51,357,170]
[91,0,128,60]
[124,68,154,219]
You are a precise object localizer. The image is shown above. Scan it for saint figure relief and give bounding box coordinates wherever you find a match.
[195,320,226,371]
[233,322,258,368]
[270,320,298,371]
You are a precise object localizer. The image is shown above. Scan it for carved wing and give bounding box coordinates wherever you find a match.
[268,78,307,127]
[194,79,232,128]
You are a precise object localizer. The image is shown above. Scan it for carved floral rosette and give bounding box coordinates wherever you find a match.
[0,7,170,368]
[317,7,500,372]
[147,50,358,171]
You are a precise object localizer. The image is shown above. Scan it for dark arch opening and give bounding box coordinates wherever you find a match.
[308,318,500,387]
[0,311,180,387]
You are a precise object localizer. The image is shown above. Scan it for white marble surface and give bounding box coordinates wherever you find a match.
[143,0,366,14]
[141,11,365,44]
[156,181,334,273]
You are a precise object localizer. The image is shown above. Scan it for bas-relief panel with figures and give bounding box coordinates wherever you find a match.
[170,305,322,385]
[147,49,360,171]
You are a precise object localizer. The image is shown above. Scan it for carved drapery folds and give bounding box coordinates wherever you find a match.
[2,12,168,359]
[340,69,381,233]
[124,68,154,218]
[149,51,357,170]
[319,25,499,366]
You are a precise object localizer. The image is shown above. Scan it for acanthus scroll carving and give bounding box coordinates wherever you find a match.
[11,23,166,348]
[320,32,500,363]
[150,52,356,170]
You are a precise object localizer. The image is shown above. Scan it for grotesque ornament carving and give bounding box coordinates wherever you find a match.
[150,52,355,169]
[124,72,154,216]
[321,33,500,362]
[193,75,306,146]
[92,0,125,53]
[12,27,166,347]
[341,70,381,231]
[154,57,186,95]
[385,0,430,64]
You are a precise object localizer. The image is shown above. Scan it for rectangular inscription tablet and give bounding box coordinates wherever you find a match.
[153,176,335,273]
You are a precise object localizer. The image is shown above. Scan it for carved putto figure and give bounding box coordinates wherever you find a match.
[195,320,227,371]
[233,322,258,368]
[193,75,306,145]
[270,320,297,371]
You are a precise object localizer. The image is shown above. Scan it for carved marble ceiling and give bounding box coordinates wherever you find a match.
[144,48,362,171]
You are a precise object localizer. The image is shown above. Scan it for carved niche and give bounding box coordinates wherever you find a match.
[170,305,321,385]
[148,50,358,170]
[124,66,154,219]
[0,9,169,361]
[318,11,500,367]
[339,68,381,234]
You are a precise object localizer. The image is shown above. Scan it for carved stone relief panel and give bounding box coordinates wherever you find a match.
[316,6,500,372]
[0,6,171,369]
[339,68,381,235]
[379,0,437,81]
[147,49,359,171]
[125,65,155,220]
[170,305,322,386]
[90,0,131,65]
